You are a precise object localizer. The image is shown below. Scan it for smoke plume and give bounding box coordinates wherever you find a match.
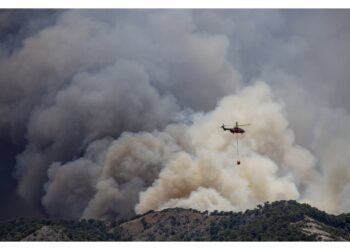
[1,9,350,219]
[41,82,318,219]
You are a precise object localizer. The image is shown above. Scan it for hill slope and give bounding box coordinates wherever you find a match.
[1,200,350,241]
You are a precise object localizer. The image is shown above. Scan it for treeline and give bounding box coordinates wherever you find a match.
[1,200,350,241]
[209,200,350,241]
[0,218,118,241]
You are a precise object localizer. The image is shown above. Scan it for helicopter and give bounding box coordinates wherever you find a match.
[221,121,250,165]
[221,121,250,134]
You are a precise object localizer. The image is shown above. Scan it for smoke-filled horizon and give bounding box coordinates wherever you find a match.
[1,9,350,220]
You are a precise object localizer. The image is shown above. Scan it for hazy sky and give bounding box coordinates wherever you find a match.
[1,9,350,219]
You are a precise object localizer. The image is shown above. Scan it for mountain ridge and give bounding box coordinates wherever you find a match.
[1,200,350,241]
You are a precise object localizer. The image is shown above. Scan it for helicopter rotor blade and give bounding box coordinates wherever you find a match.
[238,124,251,126]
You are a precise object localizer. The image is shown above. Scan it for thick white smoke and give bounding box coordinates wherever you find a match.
[41,82,320,219]
[135,82,317,214]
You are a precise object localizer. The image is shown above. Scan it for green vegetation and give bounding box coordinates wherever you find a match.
[208,200,350,241]
[0,218,118,241]
[1,200,350,241]
[0,218,43,241]
[209,201,311,240]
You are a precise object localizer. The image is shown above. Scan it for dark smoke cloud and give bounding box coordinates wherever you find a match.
[0,10,63,56]
[1,9,350,219]
[16,59,179,203]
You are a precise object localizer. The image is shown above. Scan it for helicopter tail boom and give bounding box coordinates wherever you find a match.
[221,124,231,131]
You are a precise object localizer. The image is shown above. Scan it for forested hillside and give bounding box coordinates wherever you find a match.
[1,200,350,241]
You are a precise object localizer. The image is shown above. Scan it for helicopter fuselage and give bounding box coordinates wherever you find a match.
[229,127,245,134]
[222,126,245,134]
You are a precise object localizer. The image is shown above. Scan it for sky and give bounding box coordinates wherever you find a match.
[1,9,350,220]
